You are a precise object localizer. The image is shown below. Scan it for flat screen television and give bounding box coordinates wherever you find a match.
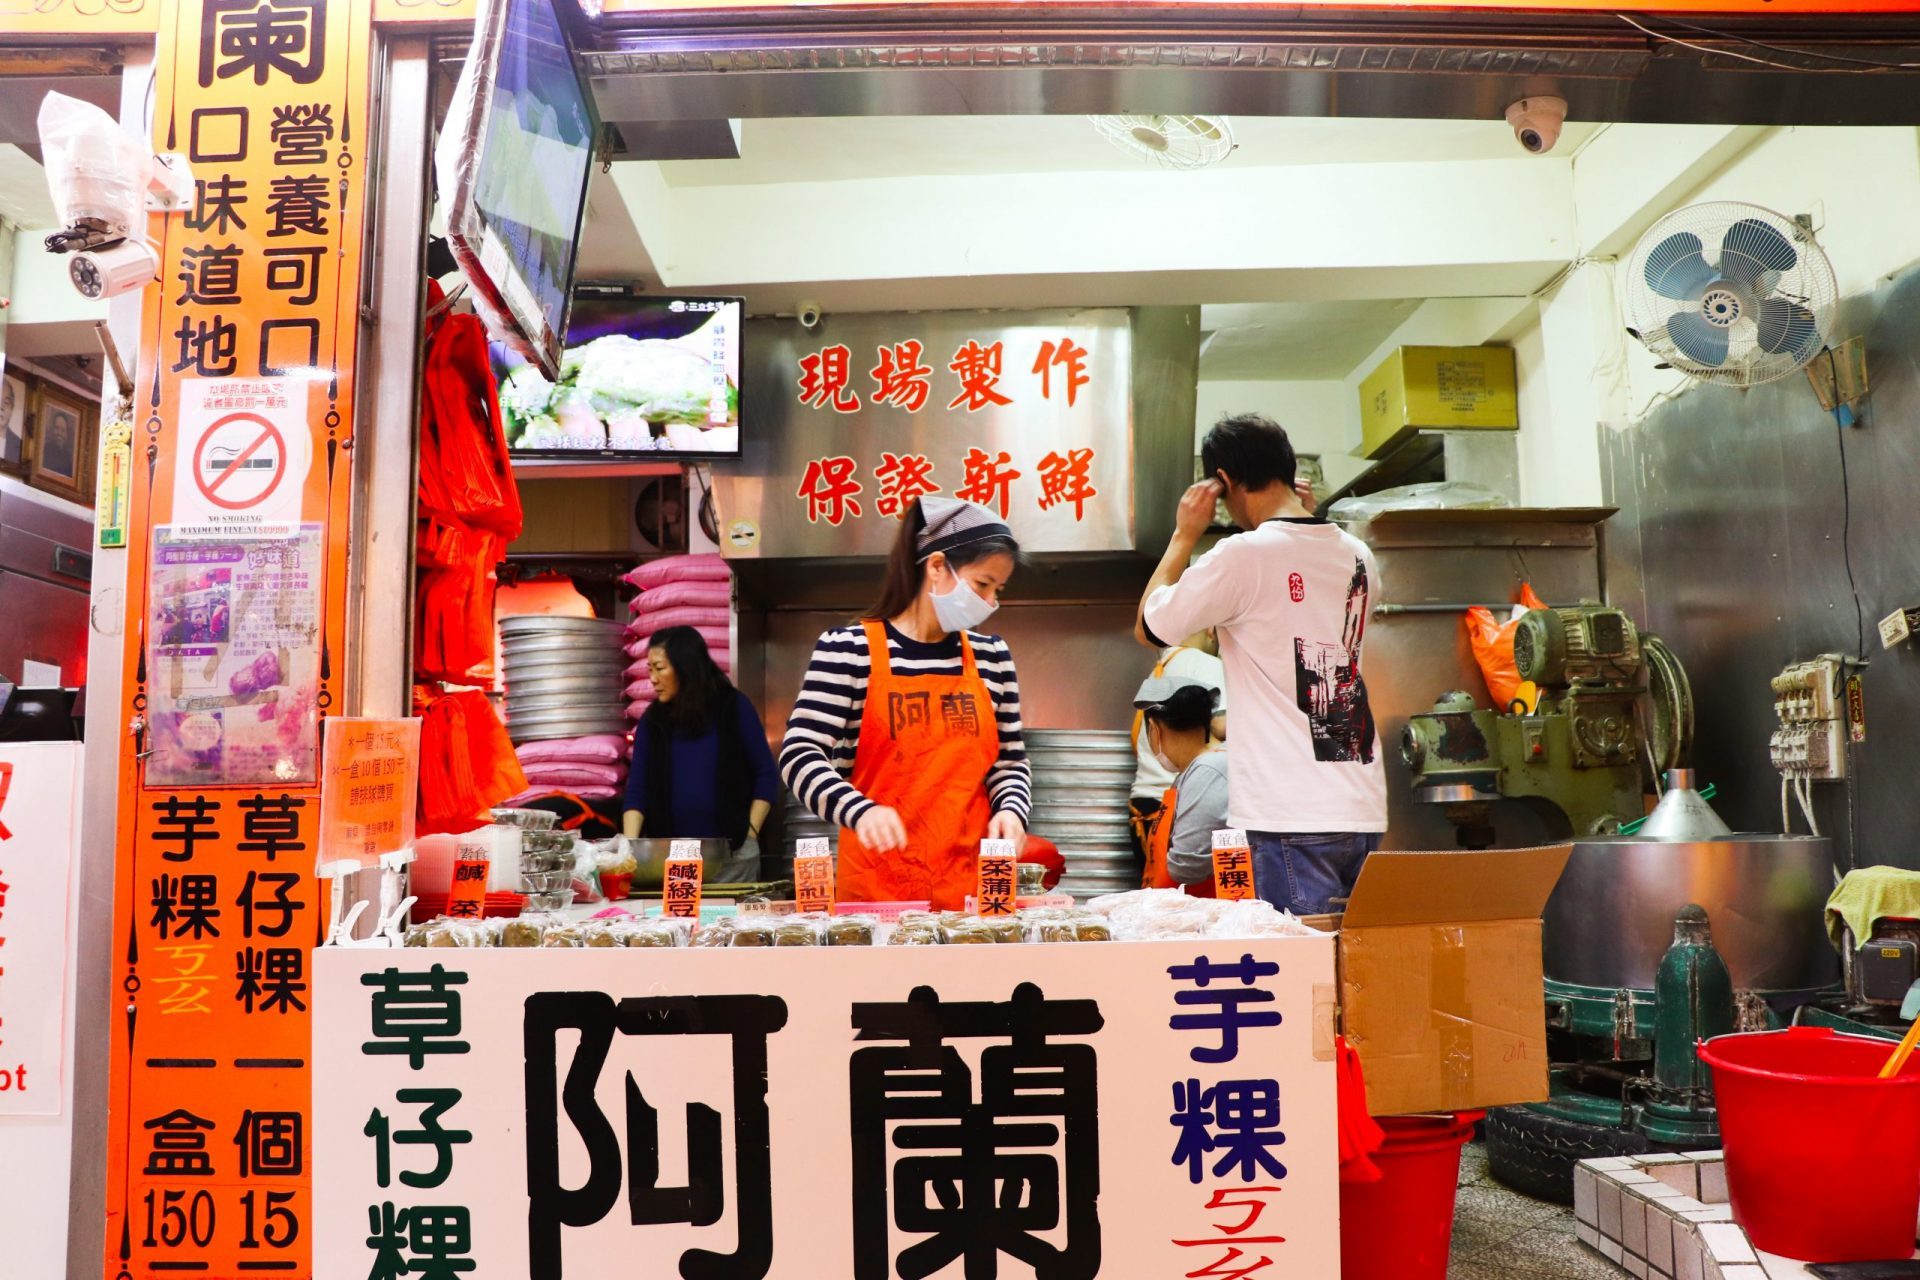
[437,0,598,379]
[495,293,745,459]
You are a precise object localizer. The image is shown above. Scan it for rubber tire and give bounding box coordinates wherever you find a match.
[1484,1105,1651,1204]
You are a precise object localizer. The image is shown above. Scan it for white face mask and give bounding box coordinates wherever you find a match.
[1148,728,1177,776]
[930,567,998,633]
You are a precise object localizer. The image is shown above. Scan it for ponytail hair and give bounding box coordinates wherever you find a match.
[863,498,1022,621]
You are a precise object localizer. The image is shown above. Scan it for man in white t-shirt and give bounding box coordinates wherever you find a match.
[1135,414,1387,914]
[1129,631,1227,863]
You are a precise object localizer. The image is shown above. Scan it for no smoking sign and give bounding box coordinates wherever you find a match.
[172,379,310,534]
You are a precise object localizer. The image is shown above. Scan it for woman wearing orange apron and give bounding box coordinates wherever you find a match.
[779,497,1029,910]
[1134,673,1228,895]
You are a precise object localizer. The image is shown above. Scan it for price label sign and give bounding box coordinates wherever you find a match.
[663,840,705,920]
[1847,674,1867,744]
[794,837,835,914]
[1211,829,1256,901]
[448,840,491,920]
[975,839,1019,917]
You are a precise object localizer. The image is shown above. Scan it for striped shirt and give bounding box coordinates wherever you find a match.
[780,622,1032,830]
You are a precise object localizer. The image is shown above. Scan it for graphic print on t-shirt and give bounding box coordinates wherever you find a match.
[1293,557,1376,763]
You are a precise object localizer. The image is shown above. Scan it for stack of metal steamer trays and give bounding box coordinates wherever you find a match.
[498,615,630,744]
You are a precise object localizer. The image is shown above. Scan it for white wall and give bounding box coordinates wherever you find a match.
[1194,378,1366,488]
[8,228,108,330]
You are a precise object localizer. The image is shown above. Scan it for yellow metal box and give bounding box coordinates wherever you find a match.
[1358,345,1518,460]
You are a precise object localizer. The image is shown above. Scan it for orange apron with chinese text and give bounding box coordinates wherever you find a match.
[838,620,1000,911]
[1144,781,1218,897]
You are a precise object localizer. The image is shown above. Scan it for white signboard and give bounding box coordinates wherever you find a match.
[171,377,312,539]
[315,936,1339,1279]
[0,741,81,1115]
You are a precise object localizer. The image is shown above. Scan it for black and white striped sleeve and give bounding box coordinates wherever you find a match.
[779,627,875,830]
[973,633,1033,822]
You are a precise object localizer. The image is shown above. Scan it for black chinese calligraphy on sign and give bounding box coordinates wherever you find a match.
[850,983,1104,1280]
[524,991,789,1280]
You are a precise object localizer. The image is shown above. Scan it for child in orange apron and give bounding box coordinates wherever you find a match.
[779,497,1030,910]
[1134,673,1227,895]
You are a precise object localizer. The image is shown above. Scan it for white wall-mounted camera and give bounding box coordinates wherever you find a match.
[37,92,194,300]
[1505,96,1568,155]
[797,300,824,330]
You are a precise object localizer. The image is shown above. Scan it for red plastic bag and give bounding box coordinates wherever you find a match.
[1464,584,1547,713]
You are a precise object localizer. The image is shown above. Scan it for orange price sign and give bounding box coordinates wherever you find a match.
[1211,829,1257,901]
[793,837,834,914]
[447,839,491,920]
[662,841,706,920]
[975,839,1019,917]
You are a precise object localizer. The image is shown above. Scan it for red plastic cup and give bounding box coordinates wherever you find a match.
[599,871,632,901]
[1700,1026,1920,1262]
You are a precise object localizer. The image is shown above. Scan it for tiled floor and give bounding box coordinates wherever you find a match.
[1451,1141,1631,1280]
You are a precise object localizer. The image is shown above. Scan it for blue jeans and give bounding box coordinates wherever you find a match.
[1249,831,1383,915]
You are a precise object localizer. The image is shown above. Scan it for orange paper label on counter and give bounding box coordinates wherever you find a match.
[1211,829,1256,901]
[794,838,834,914]
[448,840,491,920]
[663,842,705,920]
[976,840,1019,917]
[318,717,421,873]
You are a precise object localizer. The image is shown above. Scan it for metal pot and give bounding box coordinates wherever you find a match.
[1543,834,1839,994]
[625,837,737,889]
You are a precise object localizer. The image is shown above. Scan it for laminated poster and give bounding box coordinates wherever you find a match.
[146,524,324,787]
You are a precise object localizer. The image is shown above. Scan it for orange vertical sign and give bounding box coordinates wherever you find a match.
[1211,829,1256,901]
[662,841,706,920]
[447,840,492,920]
[793,837,834,914]
[104,3,375,1279]
[975,839,1019,917]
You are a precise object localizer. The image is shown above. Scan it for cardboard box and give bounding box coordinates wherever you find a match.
[1307,845,1571,1116]
[1358,344,1518,460]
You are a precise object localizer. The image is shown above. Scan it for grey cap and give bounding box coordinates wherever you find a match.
[1133,673,1221,710]
[916,495,1013,561]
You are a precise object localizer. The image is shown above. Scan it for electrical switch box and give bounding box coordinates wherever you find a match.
[1770,656,1848,781]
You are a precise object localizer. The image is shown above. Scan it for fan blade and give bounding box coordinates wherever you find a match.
[1643,232,1717,301]
[1667,310,1730,367]
[1755,297,1821,360]
[1717,217,1798,293]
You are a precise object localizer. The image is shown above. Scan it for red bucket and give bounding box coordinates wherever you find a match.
[1699,1026,1920,1262]
[1339,1112,1481,1280]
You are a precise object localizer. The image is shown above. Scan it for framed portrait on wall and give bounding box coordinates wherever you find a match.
[0,373,26,476]
[29,385,92,502]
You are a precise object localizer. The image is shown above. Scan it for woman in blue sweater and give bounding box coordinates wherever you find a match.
[622,626,779,883]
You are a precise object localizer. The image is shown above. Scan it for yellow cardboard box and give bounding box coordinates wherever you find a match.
[1358,345,1518,460]
[1303,844,1570,1117]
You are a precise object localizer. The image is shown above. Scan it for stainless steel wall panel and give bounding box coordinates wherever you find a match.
[1604,270,1920,870]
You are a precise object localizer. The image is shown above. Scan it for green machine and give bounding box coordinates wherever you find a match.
[1401,605,1694,847]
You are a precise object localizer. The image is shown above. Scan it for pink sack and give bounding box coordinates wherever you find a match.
[625,553,731,589]
[624,605,732,636]
[521,762,627,787]
[515,733,629,765]
[501,784,619,806]
[626,626,731,659]
[627,580,731,613]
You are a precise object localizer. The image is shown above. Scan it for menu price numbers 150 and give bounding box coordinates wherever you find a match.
[140,1186,301,1255]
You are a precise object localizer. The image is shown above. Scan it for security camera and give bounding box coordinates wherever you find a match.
[797,301,823,330]
[69,240,160,300]
[1505,96,1568,155]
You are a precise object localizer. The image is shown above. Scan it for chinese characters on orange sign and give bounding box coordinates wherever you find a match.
[108,1,375,1277]
[975,840,1019,917]
[793,838,835,914]
[1211,830,1256,901]
[662,843,705,920]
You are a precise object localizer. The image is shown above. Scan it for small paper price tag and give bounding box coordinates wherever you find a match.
[662,844,705,920]
[794,837,835,914]
[976,839,1019,917]
[448,840,491,920]
[1210,829,1256,901]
